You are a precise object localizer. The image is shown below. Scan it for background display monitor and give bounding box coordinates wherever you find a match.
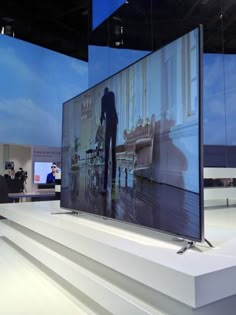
[33,161,55,184]
[5,161,14,170]
[61,27,203,242]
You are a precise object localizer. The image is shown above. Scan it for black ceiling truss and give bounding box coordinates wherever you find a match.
[0,0,235,61]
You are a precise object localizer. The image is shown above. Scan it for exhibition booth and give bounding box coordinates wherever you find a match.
[1,0,236,314]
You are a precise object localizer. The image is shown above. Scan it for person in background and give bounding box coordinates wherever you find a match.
[10,168,15,179]
[46,163,57,183]
[0,175,8,203]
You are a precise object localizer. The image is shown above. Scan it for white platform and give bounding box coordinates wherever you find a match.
[0,237,91,315]
[0,201,236,314]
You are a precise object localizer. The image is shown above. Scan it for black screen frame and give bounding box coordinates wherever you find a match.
[199,24,204,242]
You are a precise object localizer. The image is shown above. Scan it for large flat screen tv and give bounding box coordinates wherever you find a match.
[61,26,203,242]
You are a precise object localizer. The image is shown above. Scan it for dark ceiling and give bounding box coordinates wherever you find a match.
[1,0,236,62]
[91,0,236,54]
[0,0,90,61]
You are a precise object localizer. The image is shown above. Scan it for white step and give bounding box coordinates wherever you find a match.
[0,220,165,315]
[1,201,236,314]
[0,236,91,315]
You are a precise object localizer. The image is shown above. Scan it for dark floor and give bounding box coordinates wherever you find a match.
[61,164,201,240]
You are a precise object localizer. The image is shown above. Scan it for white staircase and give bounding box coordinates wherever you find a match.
[1,201,236,315]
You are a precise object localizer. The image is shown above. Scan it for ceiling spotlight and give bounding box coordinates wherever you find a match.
[1,17,15,37]
[115,39,124,47]
[1,24,15,37]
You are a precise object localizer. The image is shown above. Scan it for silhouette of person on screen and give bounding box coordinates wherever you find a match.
[100,87,118,191]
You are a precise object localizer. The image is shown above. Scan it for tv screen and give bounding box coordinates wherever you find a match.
[33,162,55,184]
[5,161,14,170]
[61,27,203,242]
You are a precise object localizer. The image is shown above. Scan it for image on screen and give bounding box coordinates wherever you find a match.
[61,27,203,241]
[34,162,55,184]
[5,161,14,170]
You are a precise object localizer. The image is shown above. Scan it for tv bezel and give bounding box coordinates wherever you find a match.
[199,24,204,242]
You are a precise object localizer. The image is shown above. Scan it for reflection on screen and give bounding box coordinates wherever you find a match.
[88,45,150,87]
[61,28,203,242]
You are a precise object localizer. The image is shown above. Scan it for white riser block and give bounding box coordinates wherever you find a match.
[0,221,164,315]
[0,237,91,315]
[1,201,236,310]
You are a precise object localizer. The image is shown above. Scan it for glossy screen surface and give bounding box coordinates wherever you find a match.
[61,28,203,241]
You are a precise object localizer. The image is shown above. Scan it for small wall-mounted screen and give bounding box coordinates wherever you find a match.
[5,161,14,170]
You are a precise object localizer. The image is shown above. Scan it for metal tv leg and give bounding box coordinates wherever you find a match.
[204,238,214,248]
[177,240,196,254]
[176,238,214,254]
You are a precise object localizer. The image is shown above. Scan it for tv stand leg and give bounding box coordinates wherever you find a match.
[177,240,196,254]
[51,210,79,215]
[176,238,214,254]
[204,238,214,248]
